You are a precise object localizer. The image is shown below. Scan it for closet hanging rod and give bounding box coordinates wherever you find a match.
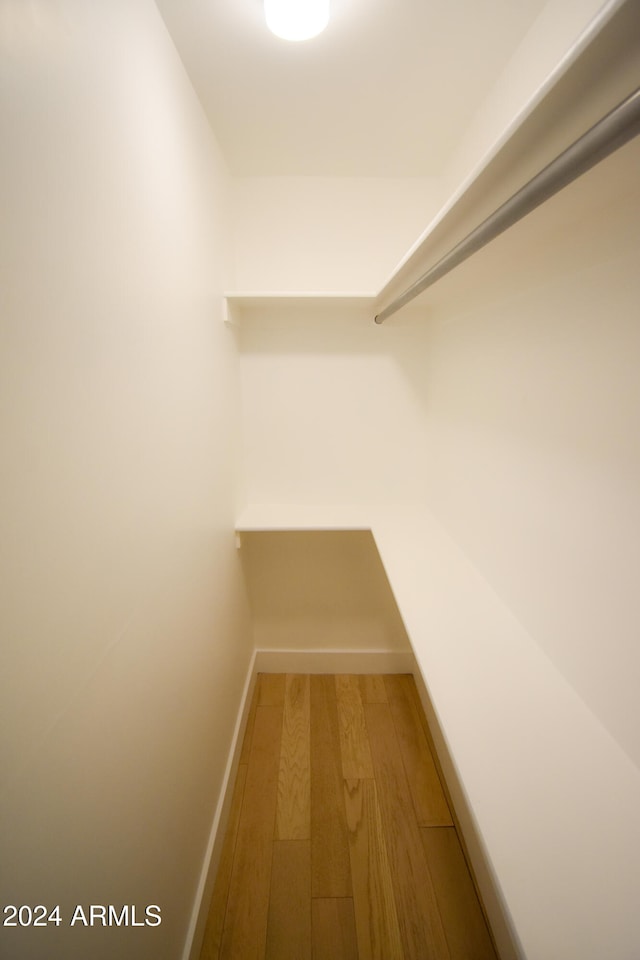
[374,86,640,324]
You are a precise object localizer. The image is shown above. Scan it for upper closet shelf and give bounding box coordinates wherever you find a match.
[226,292,376,304]
[225,0,635,325]
[235,502,373,531]
[224,292,376,324]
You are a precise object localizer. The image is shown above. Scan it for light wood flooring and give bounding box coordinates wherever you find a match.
[199,673,498,960]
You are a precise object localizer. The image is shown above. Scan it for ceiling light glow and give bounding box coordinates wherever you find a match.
[264,0,330,41]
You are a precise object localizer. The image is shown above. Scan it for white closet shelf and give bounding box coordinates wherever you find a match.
[235,502,373,531]
[225,5,633,331]
[224,292,378,325]
[226,4,629,329]
[225,292,376,304]
[375,1,632,316]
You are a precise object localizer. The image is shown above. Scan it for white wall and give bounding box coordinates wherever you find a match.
[238,306,431,508]
[241,530,411,653]
[233,176,442,291]
[0,2,252,958]
[234,181,437,509]
[418,133,640,771]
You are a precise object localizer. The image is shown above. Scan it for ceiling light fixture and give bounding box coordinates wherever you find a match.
[264,0,330,41]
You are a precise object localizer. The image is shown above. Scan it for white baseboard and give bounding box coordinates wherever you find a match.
[182,649,258,960]
[254,647,416,674]
[183,644,417,960]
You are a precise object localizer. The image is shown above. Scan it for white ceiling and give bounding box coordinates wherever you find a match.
[155,0,548,177]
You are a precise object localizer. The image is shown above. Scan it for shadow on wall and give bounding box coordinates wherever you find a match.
[239,530,411,654]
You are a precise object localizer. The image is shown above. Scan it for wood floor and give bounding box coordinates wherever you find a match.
[199,674,498,960]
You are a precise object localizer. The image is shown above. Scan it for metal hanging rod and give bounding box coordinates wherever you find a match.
[374,86,640,324]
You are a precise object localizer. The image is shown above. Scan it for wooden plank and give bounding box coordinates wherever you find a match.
[220,704,283,959]
[259,673,286,706]
[402,672,474,862]
[403,673,433,741]
[365,702,451,960]
[310,675,352,898]
[199,763,248,960]
[421,828,498,960]
[239,679,259,766]
[311,899,358,960]
[344,779,404,960]
[359,675,388,703]
[266,840,311,960]
[400,674,448,782]
[384,675,452,827]
[402,675,455,814]
[335,675,374,779]
[276,674,311,840]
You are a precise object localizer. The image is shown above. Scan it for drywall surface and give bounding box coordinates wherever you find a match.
[238,308,430,508]
[233,176,442,291]
[0,2,252,958]
[417,133,640,772]
[240,530,411,653]
[442,0,622,200]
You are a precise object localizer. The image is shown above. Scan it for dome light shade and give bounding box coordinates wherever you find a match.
[264,0,330,41]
